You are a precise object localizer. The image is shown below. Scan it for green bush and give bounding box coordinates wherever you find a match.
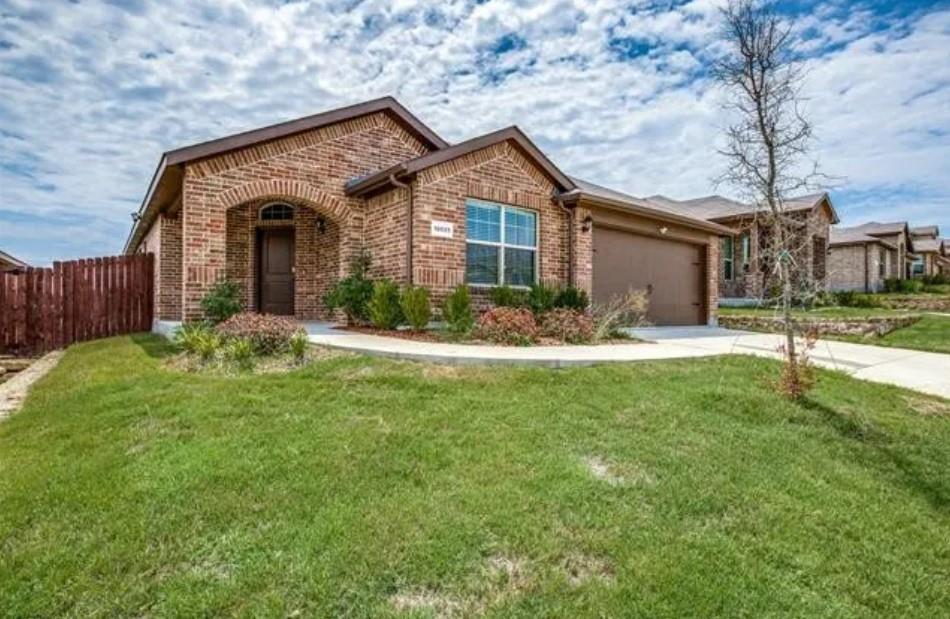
[193,330,222,362]
[174,322,213,355]
[832,291,881,308]
[489,285,527,308]
[200,281,242,324]
[527,282,558,316]
[400,286,431,331]
[323,251,374,324]
[554,285,590,311]
[441,285,474,337]
[367,279,404,330]
[883,278,901,293]
[225,338,255,371]
[289,332,309,364]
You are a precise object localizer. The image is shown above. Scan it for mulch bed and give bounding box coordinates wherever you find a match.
[337,326,636,346]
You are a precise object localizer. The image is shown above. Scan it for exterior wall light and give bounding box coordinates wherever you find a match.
[315,217,326,233]
[581,215,593,232]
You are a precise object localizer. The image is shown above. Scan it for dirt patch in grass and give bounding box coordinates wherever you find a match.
[584,455,656,487]
[389,553,533,617]
[560,552,615,587]
[163,346,348,375]
[902,395,950,417]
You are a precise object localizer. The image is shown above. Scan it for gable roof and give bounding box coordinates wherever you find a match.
[0,249,28,269]
[851,221,909,236]
[345,126,574,196]
[125,97,449,253]
[562,178,733,235]
[913,238,943,253]
[830,227,897,249]
[645,192,839,224]
[911,225,940,238]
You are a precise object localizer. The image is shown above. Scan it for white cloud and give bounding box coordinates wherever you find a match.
[0,0,947,264]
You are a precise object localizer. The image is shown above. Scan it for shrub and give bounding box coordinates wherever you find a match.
[225,338,255,371]
[833,290,881,308]
[539,308,594,344]
[174,321,213,354]
[367,279,404,330]
[193,330,222,362]
[475,307,538,345]
[200,281,242,324]
[216,312,301,355]
[323,250,374,324]
[527,282,558,316]
[554,285,590,311]
[289,331,309,364]
[883,278,901,293]
[489,285,527,308]
[400,285,431,331]
[441,285,474,337]
[592,289,650,341]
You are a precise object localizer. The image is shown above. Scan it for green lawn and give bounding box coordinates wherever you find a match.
[2,337,950,617]
[719,307,950,354]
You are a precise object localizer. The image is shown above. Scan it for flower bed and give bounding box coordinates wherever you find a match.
[719,314,921,337]
[879,295,950,312]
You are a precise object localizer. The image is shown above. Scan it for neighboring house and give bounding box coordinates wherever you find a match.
[0,249,27,273]
[841,222,914,279]
[826,228,895,292]
[125,97,730,327]
[908,226,945,277]
[942,240,950,275]
[645,193,838,302]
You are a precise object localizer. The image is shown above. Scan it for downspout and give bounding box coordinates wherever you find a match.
[554,190,574,286]
[389,174,413,285]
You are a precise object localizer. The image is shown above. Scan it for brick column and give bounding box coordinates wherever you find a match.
[707,236,719,326]
[182,172,227,321]
[572,205,593,295]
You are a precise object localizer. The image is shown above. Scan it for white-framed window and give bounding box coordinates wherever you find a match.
[722,236,735,281]
[465,199,538,287]
[259,202,294,221]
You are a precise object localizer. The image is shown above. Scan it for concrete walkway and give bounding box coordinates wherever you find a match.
[303,323,949,398]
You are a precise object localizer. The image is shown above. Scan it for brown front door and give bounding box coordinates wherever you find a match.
[593,226,705,326]
[258,228,294,315]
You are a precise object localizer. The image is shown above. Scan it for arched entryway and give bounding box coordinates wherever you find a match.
[224,198,342,320]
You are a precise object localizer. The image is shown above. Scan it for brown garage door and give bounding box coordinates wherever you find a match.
[593,226,705,326]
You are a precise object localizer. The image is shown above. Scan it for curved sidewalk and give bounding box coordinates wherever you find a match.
[303,323,950,399]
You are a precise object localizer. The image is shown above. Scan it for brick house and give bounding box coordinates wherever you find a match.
[645,193,838,301]
[126,97,731,327]
[827,228,897,292]
[908,226,946,278]
[828,222,914,284]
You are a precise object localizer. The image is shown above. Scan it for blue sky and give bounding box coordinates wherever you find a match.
[1,0,948,265]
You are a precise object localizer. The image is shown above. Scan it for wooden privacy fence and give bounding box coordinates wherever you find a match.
[0,253,154,355]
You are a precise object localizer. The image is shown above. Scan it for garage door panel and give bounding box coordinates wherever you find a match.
[592,226,705,326]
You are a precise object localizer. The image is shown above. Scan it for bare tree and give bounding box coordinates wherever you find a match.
[714,0,823,398]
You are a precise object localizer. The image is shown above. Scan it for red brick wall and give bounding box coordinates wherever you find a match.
[409,141,570,307]
[364,187,410,283]
[141,212,182,321]
[179,112,429,320]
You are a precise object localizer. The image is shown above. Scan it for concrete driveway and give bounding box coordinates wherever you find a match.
[630,327,950,399]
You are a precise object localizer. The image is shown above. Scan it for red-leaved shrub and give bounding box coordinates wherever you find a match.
[539,308,594,344]
[475,307,538,345]
[215,312,301,355]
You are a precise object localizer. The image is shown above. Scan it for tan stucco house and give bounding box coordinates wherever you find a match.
[126,97,731,327]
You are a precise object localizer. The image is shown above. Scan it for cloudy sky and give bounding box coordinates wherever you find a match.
[1,0,947,265]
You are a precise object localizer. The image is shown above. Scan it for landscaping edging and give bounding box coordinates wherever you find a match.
[880,295,950,312]
[0,351,64,420]
[719,315,921,337]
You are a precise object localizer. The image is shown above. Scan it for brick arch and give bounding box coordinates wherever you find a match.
[217,179,350,221]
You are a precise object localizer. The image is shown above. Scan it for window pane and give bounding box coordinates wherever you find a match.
[722,236,734,260]
[466,201,500,243]
[466,243,499,284]
[504,248,535,286]
[504,208,536,247]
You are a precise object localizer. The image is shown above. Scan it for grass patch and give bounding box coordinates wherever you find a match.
[1,336,949,617]
[718,306,918,319]
[833,314,950,354]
